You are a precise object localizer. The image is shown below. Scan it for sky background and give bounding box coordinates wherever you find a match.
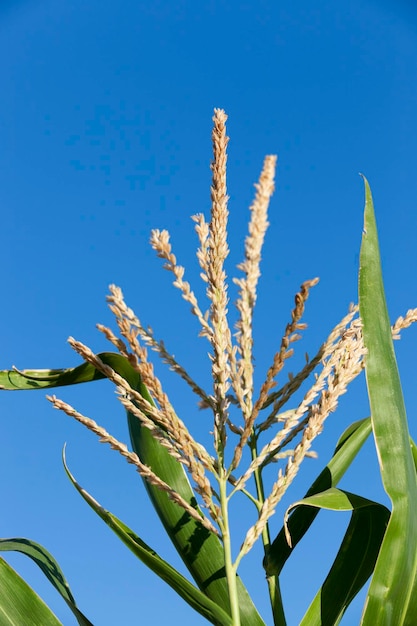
[1,1,417,624]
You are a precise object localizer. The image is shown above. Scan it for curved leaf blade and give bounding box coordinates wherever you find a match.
[284,488,389,626]
[63,452,232,626]
[127,404,265,625]
[264,417,372,576]
[0,359,107,391]
[359,178,417,624]
[0,557,63,626]
[0,539,93,626]
[0,354,265,625]
[106,355,265,626]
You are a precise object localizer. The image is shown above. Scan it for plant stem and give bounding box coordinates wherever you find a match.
[266,576,286,626]
[219,475,241,626]
[250,435,287,626]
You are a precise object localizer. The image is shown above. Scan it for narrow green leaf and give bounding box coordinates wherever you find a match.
[0,557,63,626]
[0,539,93,626]
[0,354,265,625]
[264,417,372,576]
[127,407,265,625]
[0,359,107,391]
[63,452,232,626]
[104,356,265,626]
[359,177,417,625]
[289,489,389,626]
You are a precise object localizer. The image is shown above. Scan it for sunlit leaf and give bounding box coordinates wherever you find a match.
[287,489,389,626]
[0,557,63,626]
[0,539,93,626]
[0,354,265,625]
[359,177,417,624]
[63,451,232,626]
[264,417,372,576]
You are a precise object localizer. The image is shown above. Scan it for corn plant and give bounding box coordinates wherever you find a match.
[0,110,416,625]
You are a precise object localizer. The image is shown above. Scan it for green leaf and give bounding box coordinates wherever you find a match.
[63,451,232,626]
[0,539,93,626]
[359,177,417,624]
[289,489,389,626]
[0,360,107,391]
[126,403,265,625]
[264,417,372,576]
[0,557,63,626]
[0,354,265,625]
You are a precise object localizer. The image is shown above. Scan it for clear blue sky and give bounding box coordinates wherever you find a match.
[1,1,417,624]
